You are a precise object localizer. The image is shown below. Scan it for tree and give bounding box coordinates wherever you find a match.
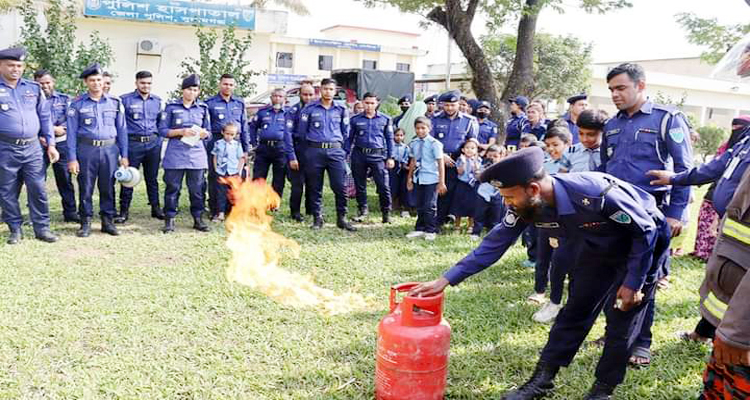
[172,25,261,100]
[695,125,728,162]
[17,0,115,95]
[482,32,592,101]
[358,0,630,143]
[250,0,309,15]
[0,0,18,12]
[676,12,750,64]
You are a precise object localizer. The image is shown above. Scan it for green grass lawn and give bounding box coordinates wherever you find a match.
[0,176,710,399]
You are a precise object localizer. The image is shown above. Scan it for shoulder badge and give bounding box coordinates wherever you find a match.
[609,211,632,224]
[503,210,518,228]
[668,127,685,144]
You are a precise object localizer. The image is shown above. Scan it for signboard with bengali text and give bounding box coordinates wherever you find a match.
[308,39,380,52]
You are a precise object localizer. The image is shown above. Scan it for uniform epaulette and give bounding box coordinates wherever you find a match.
[652,103,680,115]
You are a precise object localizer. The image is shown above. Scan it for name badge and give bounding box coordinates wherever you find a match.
[218,114,225,120]
[83,118,92,125]
[175,118,182,125]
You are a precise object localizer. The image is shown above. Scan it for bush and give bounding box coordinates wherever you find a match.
[695,125,728,162]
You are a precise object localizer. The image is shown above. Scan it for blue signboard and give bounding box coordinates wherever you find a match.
[267,74,308,85]
[83,0,256,30]
[309,39,380,53]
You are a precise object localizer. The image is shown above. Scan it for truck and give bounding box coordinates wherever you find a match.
[331,68,414,105]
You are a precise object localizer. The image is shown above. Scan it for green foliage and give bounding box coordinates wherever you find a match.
[17,0,114,95]
[653,91,688,109]
[676,12,750,65]
[378,96,401,117]
[251,0,310,15]
[695,125,728,162]
[0,0,18,12]
[482,32,592,101]
[172,25,260,101]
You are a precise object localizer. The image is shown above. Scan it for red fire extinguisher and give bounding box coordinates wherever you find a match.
[375,282,451,400]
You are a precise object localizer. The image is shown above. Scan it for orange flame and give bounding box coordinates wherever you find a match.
[221,176,366,315]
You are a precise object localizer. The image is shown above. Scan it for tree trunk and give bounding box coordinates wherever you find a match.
[427,0,501,126]
[499,0,540,144]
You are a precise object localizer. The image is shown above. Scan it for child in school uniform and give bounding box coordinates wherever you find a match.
[389,128,412,217]
[529,124,573,323]
[212,122,245,221]
[470,144,506,239]
[406,117,446,241]
[451,138,482,233]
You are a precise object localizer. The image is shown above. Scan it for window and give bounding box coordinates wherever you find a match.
[396,63,410,72]
[362,59,377,70]
[276,52,293,68]
[318,55,333,71]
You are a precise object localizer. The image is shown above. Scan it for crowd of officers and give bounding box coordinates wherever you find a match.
[1,44,749,399]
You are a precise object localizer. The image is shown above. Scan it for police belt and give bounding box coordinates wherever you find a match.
[79,137,116,147]
[260,139,282,147]
[129,134,158,143]
[0,135,36,146]
[355,146,385,155]
[307,141,341,149]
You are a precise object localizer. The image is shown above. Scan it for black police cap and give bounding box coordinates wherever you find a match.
[398,95,412,105]
[566,93,587,104]
[438,90,461,103]
[0,47,27,61]
[79,63,103,79]
[480,147,545,188]
[182,74,200,89]
[423,95,437,104]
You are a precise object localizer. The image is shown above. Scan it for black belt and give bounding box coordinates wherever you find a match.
[0,136,36,146]
[356,146,385,155]
[307,141,341,149]
[79,138,116,147]
[129,134,157,143]
[260,139,281,147]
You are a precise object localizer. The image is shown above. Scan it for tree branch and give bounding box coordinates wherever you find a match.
[466,0,479,20]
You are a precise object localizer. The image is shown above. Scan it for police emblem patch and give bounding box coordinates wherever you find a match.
[83,118,92,125]
[669,127,685,144]
[438,132,444,139]
[503,210,518,228]
[301,114,309,121]
[218,114,224,120]
[0,104,8,111]
[609,211,632,224]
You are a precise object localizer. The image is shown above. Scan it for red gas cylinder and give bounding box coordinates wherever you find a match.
[375,282,451,400]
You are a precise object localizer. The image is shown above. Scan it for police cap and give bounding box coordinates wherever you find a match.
[423,94,437,104]
[480,147,544,188]
[79,63,103,79]
[566,93,587,104]
[0,47,27,62]
[398,95,412,105]
[467,98,480,111]
[476,100,492,111]
[182,74,200,89]
[438,90,461,103]
[508,95,529,108]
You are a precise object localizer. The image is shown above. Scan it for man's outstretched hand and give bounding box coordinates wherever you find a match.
[408,277,450,297]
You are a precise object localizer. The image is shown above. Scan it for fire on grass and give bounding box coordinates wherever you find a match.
[221,176,366,315]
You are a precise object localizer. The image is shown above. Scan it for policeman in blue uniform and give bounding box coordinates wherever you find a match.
[424,94,437,118]
[298,77,356,231]
[393,95,411,129]
[159,74,212,233]
[505,95,529,150]
[430,90,478,227]
[205,74,247,219]
[0,47,58,244]
[115,70,164,223]
[347,92,395,223]
[286,81,317,221]
[67,63,129,237]
[601,63,693,364]
[409,147,671,400]
[34,69,78,223]
[249,88,297,197]
[474,100,498,150]
[563,93,588,144]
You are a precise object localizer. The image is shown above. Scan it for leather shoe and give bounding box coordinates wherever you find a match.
[382,211,391,224]
[101,217,120,236]
[291,213,304,222]
[151,206,165,220]
[64,215,81,223]
[311,216,324,230]
[193,215,210,232]
[337,216,357,232]
[7,229,21,245]
[162,218,176,233]
[583,381,614,400]
[77,219,91,237]
[114,211,128,224]
[501,362,559,400]
[35,229,58,243]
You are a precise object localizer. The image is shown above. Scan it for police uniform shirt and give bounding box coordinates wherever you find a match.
[0,76,53,144]
[504,112,529,146]
[443,172,665,291]
[120,90,162,136]
[348,111,394,158]
[523,120,548,140]
[298,100,350,145]
[47,91,69,143]
[602,100,694,220]
[672,135,750,217]
[430,111,479,155]
[287,103,305,141]
[563,114,581,144]
[206,94,247,151]
[158,100,211,169]
[567,142,602,173]
[248,105,295,162]
[67,92,128,161]
[477,118,499,145]
[408,135,443,185]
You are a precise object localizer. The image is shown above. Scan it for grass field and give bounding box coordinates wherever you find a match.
[0,176,711,399]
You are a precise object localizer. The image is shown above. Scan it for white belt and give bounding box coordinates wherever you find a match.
[55,134,67,143]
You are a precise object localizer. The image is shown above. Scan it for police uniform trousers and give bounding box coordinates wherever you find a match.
[437,165,458,226]
[253,141,287,197]
[0,140,52,233]
[163,168,205,219]
[76,142,119,219]
[305,145,349,218]
[351,147,391,213]
[119,135,162,212]
[534,235,571,305]
[539,222,670,387]
[287,139,311,215]
[471,194,503,235]
[43,140,77,220]
[414,183,438,234]
[205,137,220,217]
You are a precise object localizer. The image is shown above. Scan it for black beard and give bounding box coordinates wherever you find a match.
[514,195,546,222]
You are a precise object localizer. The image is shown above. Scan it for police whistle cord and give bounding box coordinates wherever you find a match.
[220,176,367,315]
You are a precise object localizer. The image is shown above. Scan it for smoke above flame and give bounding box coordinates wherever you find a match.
[221,177,366,315]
